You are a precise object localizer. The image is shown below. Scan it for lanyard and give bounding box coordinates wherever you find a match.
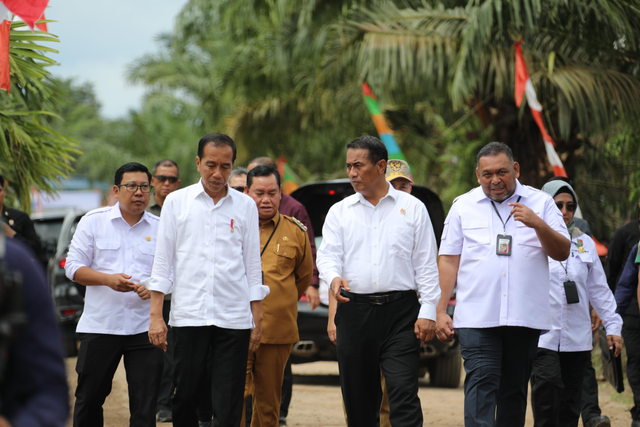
[559,258,570,281]
[261,214,281,257]
[491,196,522,233]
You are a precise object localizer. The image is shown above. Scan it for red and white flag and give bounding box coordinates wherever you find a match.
[514,41,567,177]
[0,3,11,93]
[1,0,48,31]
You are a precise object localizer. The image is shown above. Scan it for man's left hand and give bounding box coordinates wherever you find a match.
[414,319,436,345]
[306,286,320,310]
[508,202,541,229]
[607,334,622,358]
[249,325,261,354]
[591,309,602,331]
[2,222,16,238]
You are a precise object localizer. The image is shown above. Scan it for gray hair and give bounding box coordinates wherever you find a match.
[228,167,248,182]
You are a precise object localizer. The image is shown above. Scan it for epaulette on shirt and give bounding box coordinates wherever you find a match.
[285,215,307,232]
[84,206,112,217]
[452,188,476,204]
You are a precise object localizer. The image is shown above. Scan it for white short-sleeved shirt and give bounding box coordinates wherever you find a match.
[317,183,440,321]
[147,181,270,329]
[65,204,159,335]
[439,180,569,330]
[539,233,622,351]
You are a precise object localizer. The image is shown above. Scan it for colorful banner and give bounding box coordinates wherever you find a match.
[514,41,567,177]
[362,82,408,163]
[277,156,300,195]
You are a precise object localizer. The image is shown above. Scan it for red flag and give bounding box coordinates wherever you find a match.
[0,19,10,93]
[1,0,48,30]
[35,11,46,32]
[514,41,567,177]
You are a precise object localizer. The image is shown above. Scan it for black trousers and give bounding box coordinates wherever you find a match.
[157,300,174,412]
[580,353,601,424]
[73,332,163,427]
[623,315,640,420]
[336,293,422,427]
[531,348,591,427]
[156,302,213,421]
[457,326,540,427]
[172,325,250,427]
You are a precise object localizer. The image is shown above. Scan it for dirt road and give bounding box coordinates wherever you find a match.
[65,358,634,426]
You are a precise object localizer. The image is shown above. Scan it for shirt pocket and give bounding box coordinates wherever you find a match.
[515,222,543,257]
[135,242,156,272]
[95,239,121,265]
[572,252,591,279]
[275,244,296,271]
[389,226,414,258]
[461,219,490,259]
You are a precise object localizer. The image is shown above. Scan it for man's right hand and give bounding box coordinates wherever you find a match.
[148,315,168,351]
[436,312,455,343]
[328,320,337,345]
[105,273,136,292]
[330,277,351,303]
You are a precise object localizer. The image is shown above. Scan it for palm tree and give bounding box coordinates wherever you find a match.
[0,20,79,211]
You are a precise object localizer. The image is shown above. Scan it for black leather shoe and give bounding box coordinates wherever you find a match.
[157,409,172,423]
[278,416,287,426]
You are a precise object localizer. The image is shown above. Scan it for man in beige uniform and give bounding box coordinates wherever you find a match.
[242,165,313,427]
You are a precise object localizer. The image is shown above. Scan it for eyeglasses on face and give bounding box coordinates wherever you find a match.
[154,175,179,184]
[118,184,151,193]
[231,186,245,192]
[555,202,576,212]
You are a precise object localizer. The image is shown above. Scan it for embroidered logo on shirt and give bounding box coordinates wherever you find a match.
[400,208,406,215]
[145,236,151,241]
[577,239,585,253]
[283,236,289,241]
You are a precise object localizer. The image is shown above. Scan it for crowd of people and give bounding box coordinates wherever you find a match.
[1,133,640,427]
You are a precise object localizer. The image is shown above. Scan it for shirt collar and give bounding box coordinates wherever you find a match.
[347,182,397,206]
[474,179,529,203]
[262,210,281,226]
[109,202,152,225]
[193,179,234,204]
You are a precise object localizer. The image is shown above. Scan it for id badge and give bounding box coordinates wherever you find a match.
[563,280,579,304]
[496,234,512,256]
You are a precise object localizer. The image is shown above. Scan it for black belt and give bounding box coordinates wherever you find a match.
[340,289,415,306]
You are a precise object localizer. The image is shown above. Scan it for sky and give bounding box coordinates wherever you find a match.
[48,0,190,119]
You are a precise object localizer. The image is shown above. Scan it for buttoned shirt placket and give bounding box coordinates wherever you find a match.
[204,194,221,321]
[492,195,516,325]
[121,217,142,335]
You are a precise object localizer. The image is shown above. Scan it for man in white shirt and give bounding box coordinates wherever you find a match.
[65,162,163,427]
[147,133,270,427]
[317,136,440,427]
[436,142,571,427]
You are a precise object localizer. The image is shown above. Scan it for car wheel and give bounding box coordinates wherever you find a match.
[427,344,461,388]
[62,335,78,358]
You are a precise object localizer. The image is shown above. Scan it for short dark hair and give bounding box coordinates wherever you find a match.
[248,157,276,169]
[347,136,388,165]
[247,165,281,189]
[197,133,237,163]
[476,142,514,166]
[153,159,179,176]
[114,162,152,186]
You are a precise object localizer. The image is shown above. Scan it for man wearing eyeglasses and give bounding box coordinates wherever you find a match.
[65,162,164,426]
[148,159,182,216]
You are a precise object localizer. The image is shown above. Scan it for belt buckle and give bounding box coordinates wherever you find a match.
[369,295,387,306]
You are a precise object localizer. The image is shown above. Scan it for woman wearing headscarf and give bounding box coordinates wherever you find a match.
[530,180,623,427]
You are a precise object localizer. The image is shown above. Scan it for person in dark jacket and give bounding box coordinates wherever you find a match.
[0,233,69,426]
[614,243,640,427]
[0,175,41,257]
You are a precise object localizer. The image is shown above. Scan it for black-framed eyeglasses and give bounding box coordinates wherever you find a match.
[118,184,151,193]
[231,186,245,192]
[556,202,576,212]
[154,175,179,184]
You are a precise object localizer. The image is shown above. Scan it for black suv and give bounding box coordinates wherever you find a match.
[289,179,461,388]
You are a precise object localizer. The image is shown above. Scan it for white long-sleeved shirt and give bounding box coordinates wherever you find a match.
[65,204,159,335]
[539,233,622,351]
[317,183,440,321]
[439,181,570,330]
[147,180,270,329]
